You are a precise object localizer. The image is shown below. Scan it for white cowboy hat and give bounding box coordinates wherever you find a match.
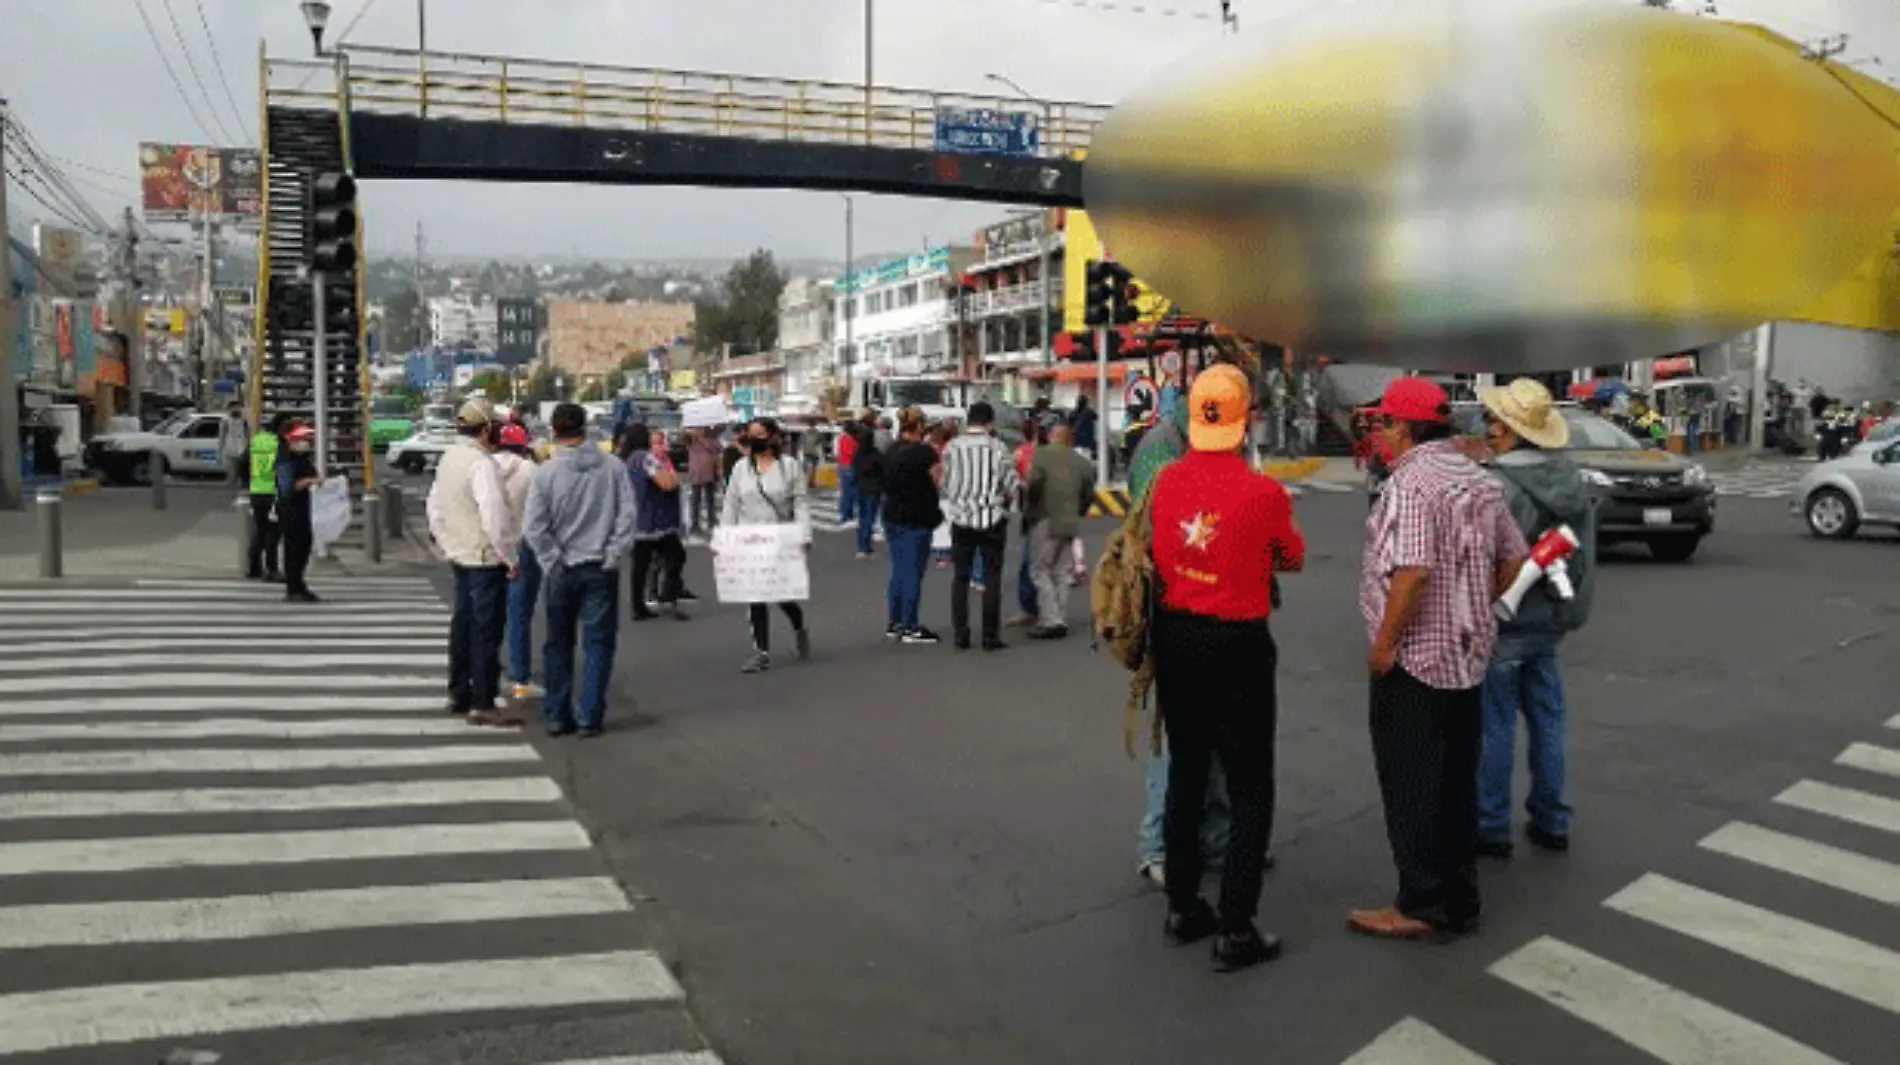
[1477,378,1570,450]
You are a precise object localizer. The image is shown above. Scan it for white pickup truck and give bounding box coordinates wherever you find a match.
[84,410,249,486]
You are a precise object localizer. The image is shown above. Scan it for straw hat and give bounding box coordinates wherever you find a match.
[1478,378,1569,450]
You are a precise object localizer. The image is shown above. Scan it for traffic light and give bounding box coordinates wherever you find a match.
[1084,260,1116,328]
[1113,270,1141,326]
[310,171,358,274]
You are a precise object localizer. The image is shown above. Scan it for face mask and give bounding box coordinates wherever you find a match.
[290,441,312,454]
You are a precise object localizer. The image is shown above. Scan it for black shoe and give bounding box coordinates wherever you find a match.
[954,634,972,651]
[676,588,700,602]
[286,589,320,603]
[264,571,285,584]
[1164,899,1220,946]
[246,569,264,581]
[631,609,658,621]
[981,637,1008,652]
[795,628,811,660]
[885,624,904,641]
[902,627,941,646]
[578,726,604,740]
[1476,838,1515,860]
[1212,927,1283,972]
[1526,825,1569,852]
[1028,624,1068,640]
[546,722,576,737]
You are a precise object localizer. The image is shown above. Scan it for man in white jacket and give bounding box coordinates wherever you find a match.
[426,398,521,727]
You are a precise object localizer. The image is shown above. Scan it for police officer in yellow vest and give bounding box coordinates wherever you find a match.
[247,413,291,582]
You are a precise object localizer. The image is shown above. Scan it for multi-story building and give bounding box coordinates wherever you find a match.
[426,295,494,350]
[776,276,834,399]
[832,245,975,386]
[544,299,694,378]
[965,210,1063,404]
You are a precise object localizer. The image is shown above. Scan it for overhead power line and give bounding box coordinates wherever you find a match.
[193,0,255,141]
[158,0,238,143]
[333,0,387,46]
[132,0,221,143]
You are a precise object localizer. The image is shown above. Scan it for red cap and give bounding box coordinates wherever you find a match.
[286,423,316,441]
[498,423,531,449]
[1375,377,1451,424]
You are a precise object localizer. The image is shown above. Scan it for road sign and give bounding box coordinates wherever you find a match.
[933,107,1041,157]
[1124,374,1157,411]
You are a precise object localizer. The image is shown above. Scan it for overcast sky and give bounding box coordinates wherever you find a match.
[4,0,1893,264]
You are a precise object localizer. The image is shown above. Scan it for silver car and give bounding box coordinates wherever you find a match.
[1791,437,1900,539]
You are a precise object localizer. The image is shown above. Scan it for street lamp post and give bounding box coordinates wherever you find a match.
[864,0,874,145]
[300,0,332,55]
[838,193,855,408]
[989,75,1055,369]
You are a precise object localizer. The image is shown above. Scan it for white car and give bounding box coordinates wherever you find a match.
[1791,437,1900,539]
[386,428,456,474]
[84,410,248,485]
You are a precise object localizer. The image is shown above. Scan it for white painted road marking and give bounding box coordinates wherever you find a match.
[0,716,485,742]
[0,652,443,675]
[1342,1017,1496,1064]
[0,673,441,696]
[1836,742,1900,780]
[1776,779,1900,836]
[1700,822,1900,906]
[0,876,631,949]
[0,606,447,622]
[1606,873,1900,1014]
[0,637,444,655]
[136,578,435,590]
[0,819,591,876]
[0,694,446,716]
[0,949,681,1056]
[0,775,563,820]
[0,625,448,641]
[1490,937,1846,1065]
[0,589,441,604]
[0,744,538,777]
[551,1055,726,1065]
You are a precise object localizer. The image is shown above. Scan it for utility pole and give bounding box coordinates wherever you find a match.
[840,193,854,406]
[124,207,145,421]
[863,0,874,145]
[414,219,428,350]
[0,97,23,511]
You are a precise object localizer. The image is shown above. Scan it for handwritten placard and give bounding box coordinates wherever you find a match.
[712,523,810,603]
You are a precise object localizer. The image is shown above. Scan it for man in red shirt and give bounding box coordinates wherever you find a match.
[835,418,861,525]
[1146,363,1305,972]
[1351,377,1529,941]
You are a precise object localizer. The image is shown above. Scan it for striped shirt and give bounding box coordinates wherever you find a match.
[939,429,1020,531]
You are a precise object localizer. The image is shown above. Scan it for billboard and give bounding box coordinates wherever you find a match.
[496,296,541,367]
[139,143,263,223]
[933,107,1040,158]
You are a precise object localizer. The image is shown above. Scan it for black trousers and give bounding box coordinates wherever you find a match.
[1154,609,1278,932]
[248,494,280,576]
[1370,665,1483,928]
[631,535,686,612]
[280,513,312,595]
[748,602,804,654]
[949,521,1007,642]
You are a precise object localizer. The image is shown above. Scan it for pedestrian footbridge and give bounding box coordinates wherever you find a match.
[267,45,1109,205]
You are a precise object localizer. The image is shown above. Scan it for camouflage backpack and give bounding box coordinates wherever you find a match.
[1090,489,1163,757]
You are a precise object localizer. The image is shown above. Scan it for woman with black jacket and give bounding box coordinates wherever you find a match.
[850,421,885,558]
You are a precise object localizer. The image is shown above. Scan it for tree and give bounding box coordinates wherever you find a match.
[523,363,561,404]
[693,249,786,356]
[469,371,512,404]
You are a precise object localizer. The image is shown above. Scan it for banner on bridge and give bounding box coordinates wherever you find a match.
[933,107,1041,158]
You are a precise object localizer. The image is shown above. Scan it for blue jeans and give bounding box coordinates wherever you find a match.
[1017,536,1038,616]
[543,562,620,731]
[857,491,882,554]
[838,467,858,523]
[448,564,508,711]
[1478,631,1572,842]
[884,523,932,630]
[506,545,543,685]
[1138,743,1231,866]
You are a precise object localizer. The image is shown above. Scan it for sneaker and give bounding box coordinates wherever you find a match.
[546,721,576,737]
[510,682,544,700]
[1526,825,1569,852]
[1346,906,1435,940]
[1028,624,1068,641]
[885,624,904,641]
[285,589,321,603]
[264,571,285,584]
[795,628,811,661]
[465,708,525,729]
[954,633,972,651]
[902,627,942,645]
[741,651,771,674]
[856,551,874,560]
[676,588,701,602]
[971,581,987,594]
[577,725,604,739]
[1164,899,1220,946]
[1476,838,1515,860]
[1006,612,1036,628]
[1211,927,1283,972]
[981,637,1008,652]
[1138,860,1166,890]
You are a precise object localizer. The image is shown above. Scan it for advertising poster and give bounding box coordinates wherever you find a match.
[140,143,263,223]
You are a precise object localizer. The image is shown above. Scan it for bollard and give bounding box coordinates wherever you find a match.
[36,487,62,579]
[234,495,255,576]
[151,456,167,511]
[365,493,383,564]
[385,483,405,539]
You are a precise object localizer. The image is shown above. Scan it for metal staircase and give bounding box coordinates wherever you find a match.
[255,104,364,477]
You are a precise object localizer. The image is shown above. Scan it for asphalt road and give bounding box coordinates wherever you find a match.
[555,488,1900,1065]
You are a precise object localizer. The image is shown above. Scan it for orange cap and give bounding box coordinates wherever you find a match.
[1187,364,1250,452]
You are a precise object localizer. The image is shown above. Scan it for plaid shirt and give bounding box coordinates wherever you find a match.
[1359,439,1529,690]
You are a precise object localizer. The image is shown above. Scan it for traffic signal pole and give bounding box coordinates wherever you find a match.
[1095,325,1110,486]
[312,270,328,476]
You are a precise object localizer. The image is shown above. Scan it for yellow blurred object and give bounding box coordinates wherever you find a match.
[1061,209,1175,334]
[1084,0,1900,372]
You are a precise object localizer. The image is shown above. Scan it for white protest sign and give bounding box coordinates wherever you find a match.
[712,523,811,603]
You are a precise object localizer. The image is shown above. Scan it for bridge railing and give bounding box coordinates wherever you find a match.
[268,46,1108,160]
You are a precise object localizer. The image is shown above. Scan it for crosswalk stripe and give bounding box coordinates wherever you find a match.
[0,776,564,820]
[0,744,538,778]
[0,604,447,619]
[0,673,441,696]
[0,694,446,716]
[136,578,435,590]
[0,637,444,655]
[1341,1017,1496,1064]
[0,949,681,1056]
[0,876,630,949]
[0,819,591,877]
[0,652,442,674]
[1888,712,1900,731]
[1699,822,1900,906]
[1776,780,1900,835]
[1836,742,1900,779]
[1489,936,1846,1065]
[0,717,482,742]
[0,626,448,641]
[554,1055,725,1065]
[0,589,441,603]
[1605,873,1900,1014]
